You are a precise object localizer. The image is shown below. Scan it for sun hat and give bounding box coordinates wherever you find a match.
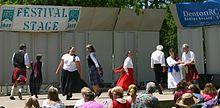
[176,93,199,107]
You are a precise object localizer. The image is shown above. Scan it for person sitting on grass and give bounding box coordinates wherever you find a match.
[25,97,40,108]
[174,79,190,103]
[81,91,104,108]
[126,84,138,107]
[42,86,64,108]
[188,84,204,102]
[134,82,159,108]
[108,86,131,108]
[201,83,217,102]
[202,89,220,108]
[74,87,92,108]
[102,88,113,108]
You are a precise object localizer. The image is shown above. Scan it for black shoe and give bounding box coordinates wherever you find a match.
[35,94,38,98]
[18,92,22,100]
[66,94,72,100]
[66,96,71,100]
[10,96,15,100]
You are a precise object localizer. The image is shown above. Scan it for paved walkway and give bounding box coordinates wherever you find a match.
[0,90,174,108]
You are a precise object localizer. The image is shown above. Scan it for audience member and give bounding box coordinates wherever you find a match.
[134,82,159,108]
[176,93,199,108]
[42,86,64,108]
[202,89,220,108]
[126,84,137,107]
[202,83,217,102]
[174,79,190,103]
[102,88,113,108]
[74,87,92,108]
[25,97,40,108]
[108,86,131,108]
[188,84,204,102]
[81,91,104,108]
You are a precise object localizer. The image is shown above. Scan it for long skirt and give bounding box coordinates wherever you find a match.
[184,65,199,82]
[89,66,102,86]
[167,71,181,89]
[116,68,135,90]
[12,67,27,85]
[61,69,87,94]
[29,73,42,94]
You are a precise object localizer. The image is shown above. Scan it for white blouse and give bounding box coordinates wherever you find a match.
[166,56,177,67]
[182,51,195,64]
[61,54,80,72]
[123,57,133,72]
[42,99,64,108]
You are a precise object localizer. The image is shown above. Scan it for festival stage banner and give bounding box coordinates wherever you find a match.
[0,5,81,32]
[176,1,220,27]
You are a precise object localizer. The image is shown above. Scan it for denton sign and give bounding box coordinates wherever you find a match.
[176,1,220,27]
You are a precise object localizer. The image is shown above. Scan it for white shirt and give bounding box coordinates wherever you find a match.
[42,99,64,108]
[182,51,195,64]
[123,57,133,72]
[74,99,85,108]
[12,50,30,66]
[151,50,165,68]
[61,54,80,72]
[166,56,177,67]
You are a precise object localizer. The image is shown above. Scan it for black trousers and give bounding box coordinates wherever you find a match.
[153,64,163,85]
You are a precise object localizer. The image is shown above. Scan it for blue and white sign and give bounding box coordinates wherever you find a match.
[0,5,81,32]
[176,1,220,27]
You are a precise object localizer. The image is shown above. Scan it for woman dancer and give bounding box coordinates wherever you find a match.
[56,47,84,100]
[166,48,181,91]
[29,54,43,98]
[86,44,103,97]
[115,51,135,90]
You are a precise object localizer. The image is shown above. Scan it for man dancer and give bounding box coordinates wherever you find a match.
[10,43,30,100]
[181,44,199,82]
[151,45,166,94]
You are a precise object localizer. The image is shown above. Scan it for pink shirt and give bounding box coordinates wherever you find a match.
[202,93,217,102]
[81,101,104,108]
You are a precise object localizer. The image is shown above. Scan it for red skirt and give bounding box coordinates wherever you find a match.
[185,65,199,82]
[12,67,27,85]
[116,68,135,90]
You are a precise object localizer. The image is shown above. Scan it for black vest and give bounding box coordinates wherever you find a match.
[13,51,26,69]
[87,53,96,68]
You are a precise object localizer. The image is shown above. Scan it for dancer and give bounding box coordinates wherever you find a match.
[181,44,199,82]
[55,47,84,100]
[150,45,166,94]
[10,43,30,100]
[115,51,135,91]
[166,48,181,90]
[29,54,43,98]
[86,44,103,97]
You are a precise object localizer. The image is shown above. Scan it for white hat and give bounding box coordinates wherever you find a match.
[156,45,163,51]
